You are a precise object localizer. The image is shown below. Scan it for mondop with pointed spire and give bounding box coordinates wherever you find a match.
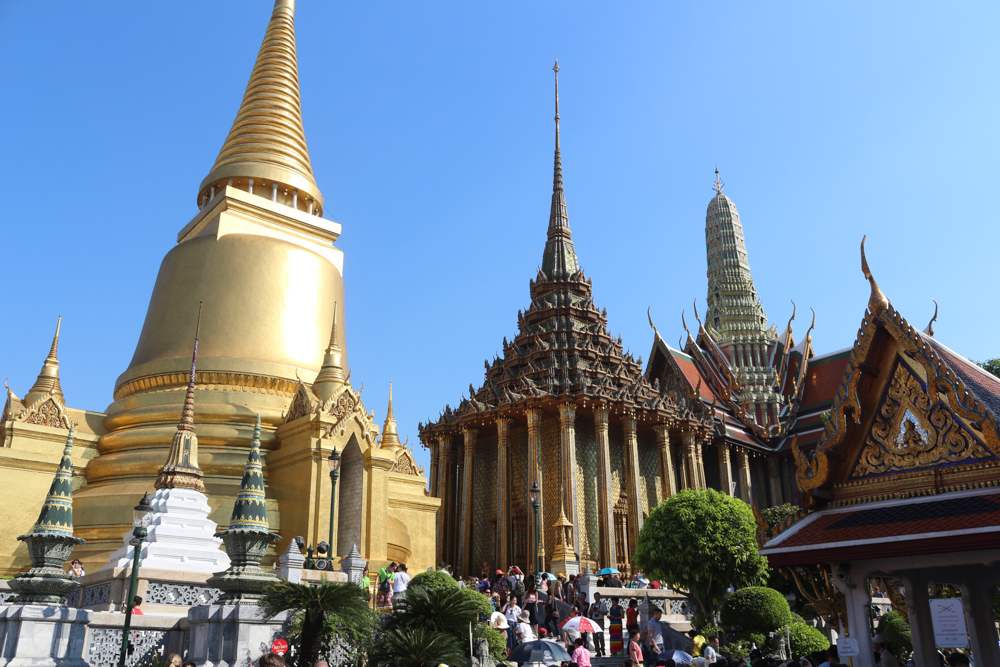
[10,428,85,605]
[540,59,579,283]
[209,414,280,604]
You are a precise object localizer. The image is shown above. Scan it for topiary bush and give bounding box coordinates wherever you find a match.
[721,587,792,633]
[787,622,829,656]
[879,611,913,656]
[408,569,459,595]
[473,623,507,661]
[459,587,494,618]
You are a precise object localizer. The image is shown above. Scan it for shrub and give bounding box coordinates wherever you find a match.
[743,631,771,654]
[473,623,507,661]
[721,587,791,633]
[408,569,458,595]
[879,611,913,656]
[460,587,494,618]
[787,622,829,657]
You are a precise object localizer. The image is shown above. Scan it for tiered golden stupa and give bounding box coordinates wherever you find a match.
[0,0,437,576]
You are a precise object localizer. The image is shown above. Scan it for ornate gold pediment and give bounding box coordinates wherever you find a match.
[7,395,73,430]
[390,447,424,477]
[849,359,994,479]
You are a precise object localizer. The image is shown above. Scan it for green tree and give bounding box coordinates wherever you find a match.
[878,611,913,657]
[977,358,1000,378]
[720,587,792,634]
[635,489,768,626]
[260,579,369,667]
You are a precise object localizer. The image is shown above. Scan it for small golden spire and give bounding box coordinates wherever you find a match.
[379,382,403,452]
[198,0,323,212]
[860,235,889,316]
[156,303,206,492]
[714,167,724,195]
[313,302,345,403]
[26,316,64,408]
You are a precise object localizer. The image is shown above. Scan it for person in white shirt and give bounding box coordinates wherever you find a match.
[392,563,411,595]
[702,636,720,663]
[516,610,536,644]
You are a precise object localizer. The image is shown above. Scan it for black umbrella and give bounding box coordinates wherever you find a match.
[508,640,572,665]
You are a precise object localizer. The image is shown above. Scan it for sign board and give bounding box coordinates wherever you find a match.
[271,639,289,656]
[837,637,859,658]
[930,598,970,648]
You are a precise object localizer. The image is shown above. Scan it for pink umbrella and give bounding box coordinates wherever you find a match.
[559,616,601,633]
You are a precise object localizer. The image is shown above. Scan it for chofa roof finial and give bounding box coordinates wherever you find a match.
[860,236,889,316]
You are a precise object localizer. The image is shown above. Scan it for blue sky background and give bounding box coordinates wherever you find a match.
[2,1,998,478]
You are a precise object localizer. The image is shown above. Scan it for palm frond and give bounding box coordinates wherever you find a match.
[389,584,479,637]
[374,627,467,667]
[260,579,369,623]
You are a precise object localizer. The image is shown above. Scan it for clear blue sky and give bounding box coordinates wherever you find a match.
[2,1,998,478]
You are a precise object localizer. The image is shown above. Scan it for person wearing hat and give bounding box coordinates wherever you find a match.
[872,634,900,667]
[490,611,510,645]
[516,609,536,644]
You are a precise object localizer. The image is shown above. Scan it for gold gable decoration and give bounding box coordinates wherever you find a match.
[390,446,424,477]
[851,361,993,478]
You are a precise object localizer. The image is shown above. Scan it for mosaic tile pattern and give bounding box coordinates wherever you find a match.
[575,416,599,561]
[638,433,662,516]
[472,430,498,572]
[541,417,561,561]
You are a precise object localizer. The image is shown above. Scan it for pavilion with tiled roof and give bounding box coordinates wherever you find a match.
[760,238,1000,667]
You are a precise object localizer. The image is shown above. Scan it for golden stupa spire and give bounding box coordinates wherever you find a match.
[26,316,64,408]
[155,303,206,492]
[379,382,403,452]
[198,0,324,214]
[312,302,345,403]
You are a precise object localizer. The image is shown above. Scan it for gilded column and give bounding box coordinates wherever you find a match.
[593,407,616,570]
[428,440,439,499]
[718,442,734,496]
[737,448,752,503]
[558,402,579,556]
[496,417,512,570]
[767,457,782,505]
[678,439,690,490]
[653,423,676,499]
[526,408,545,568]
[622,413,642,562]
[459,427,477,574]
[436,436,451,567]
[681,427,699,490]
[696,435,708,490]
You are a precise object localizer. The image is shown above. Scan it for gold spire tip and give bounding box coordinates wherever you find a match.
[713,167,724,195]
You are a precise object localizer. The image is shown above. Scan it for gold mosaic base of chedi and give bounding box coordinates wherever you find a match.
[72,186,348,561]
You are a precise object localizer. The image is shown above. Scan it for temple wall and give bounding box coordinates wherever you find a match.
[637,431,661,517]
[540,417,560,566]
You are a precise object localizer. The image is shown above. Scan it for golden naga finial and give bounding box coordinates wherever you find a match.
[692,299,705,330]
[925,299,938,338]
[681,309,693,343]
[784,300,796,338]
[714,167,724,195]
[647,306,661,341]
[860,235,889,316]
[806,307,817,343]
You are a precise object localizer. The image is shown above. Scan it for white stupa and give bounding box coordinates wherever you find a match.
[102,307,229,573]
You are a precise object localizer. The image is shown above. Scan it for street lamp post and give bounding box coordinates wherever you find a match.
[327,448,342,549]
[118,493,154,667]
[529,482,541,585]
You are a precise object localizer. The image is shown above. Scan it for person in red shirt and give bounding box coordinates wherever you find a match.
[625,598,639,640]
[124,596,144,615]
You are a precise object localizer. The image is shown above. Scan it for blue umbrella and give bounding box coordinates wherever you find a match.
[538,572,557,580]
[656,649,692,665]
[508,639,571,665]
[597,567,621,575]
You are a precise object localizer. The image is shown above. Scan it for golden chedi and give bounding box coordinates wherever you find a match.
[46,0,440,573]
